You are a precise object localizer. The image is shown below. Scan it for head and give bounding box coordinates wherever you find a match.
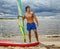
[25,6,30,12]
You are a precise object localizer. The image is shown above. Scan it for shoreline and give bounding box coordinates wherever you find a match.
[0,18,17,20]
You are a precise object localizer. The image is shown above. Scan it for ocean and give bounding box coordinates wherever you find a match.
[0,16,60,36]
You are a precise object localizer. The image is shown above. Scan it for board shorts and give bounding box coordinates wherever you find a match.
[27,22,36,31]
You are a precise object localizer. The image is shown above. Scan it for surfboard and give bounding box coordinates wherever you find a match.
[0,40,40,47]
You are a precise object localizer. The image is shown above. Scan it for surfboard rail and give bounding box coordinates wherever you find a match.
[0,40,40,47]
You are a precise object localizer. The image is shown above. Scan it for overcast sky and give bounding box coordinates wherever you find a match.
[0,0,60,18]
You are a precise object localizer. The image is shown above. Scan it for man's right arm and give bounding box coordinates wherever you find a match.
[22,14,25,20]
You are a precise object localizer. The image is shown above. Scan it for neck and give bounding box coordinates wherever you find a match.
[27,11,30,13]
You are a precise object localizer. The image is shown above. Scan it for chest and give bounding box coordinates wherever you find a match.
[26,14,33,18]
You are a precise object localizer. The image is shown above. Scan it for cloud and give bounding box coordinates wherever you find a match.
[0,0,18,16]
[51,0,60,9]
[35,12,58,16]
[22,0,60,14]
[0,0,60,18]
[22,0,60,16]
[0,13,17,18]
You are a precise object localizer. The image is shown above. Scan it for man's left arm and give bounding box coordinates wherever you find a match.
[33,13,39,27]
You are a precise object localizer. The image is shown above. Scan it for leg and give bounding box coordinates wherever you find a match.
[33,29,39,42]
[28,30,31,43]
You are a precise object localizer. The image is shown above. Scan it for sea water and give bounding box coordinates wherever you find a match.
[0,16,60,36]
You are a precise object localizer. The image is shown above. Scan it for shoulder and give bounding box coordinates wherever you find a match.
[31,12,35,16]
[31,12,34,14]
[24,13,27,15]
[24,13,27,16]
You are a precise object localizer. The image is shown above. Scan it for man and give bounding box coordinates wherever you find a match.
[22,6,39,43]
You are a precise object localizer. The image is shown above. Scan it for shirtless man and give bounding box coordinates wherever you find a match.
[22,6,39,43]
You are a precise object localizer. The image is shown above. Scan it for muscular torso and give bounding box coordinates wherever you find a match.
[25,12,34,23]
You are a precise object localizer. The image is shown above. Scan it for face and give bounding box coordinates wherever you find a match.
[27,7,30,12]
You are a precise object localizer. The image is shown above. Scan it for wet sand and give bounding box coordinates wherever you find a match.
[0,35,60,49]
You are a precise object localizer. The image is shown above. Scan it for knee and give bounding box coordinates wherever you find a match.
[29,31,31,33]
[28,31,31,35]
[34,30,37,32]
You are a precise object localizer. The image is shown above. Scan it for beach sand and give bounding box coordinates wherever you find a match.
[0,35,60,49]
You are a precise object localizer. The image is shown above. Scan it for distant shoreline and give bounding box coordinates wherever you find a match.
[0,18,17,20]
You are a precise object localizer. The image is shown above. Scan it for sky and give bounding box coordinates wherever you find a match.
[0,0,60,18]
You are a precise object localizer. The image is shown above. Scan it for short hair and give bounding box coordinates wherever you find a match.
[25,6,30,11]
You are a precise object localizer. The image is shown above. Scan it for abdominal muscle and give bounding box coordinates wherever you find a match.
[26,18,34,23]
